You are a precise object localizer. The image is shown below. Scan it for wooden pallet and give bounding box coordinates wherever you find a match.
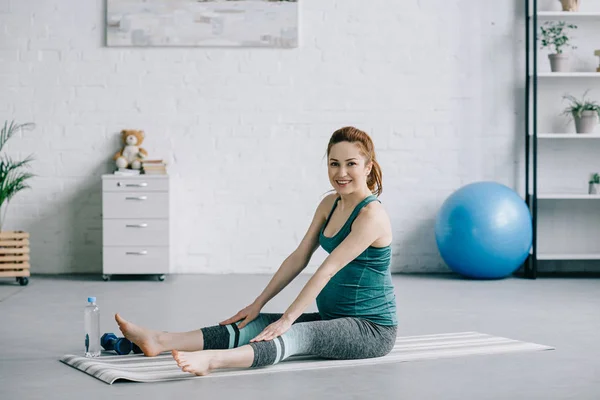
[0,231,30,278]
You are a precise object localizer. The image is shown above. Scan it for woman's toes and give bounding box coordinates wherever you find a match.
[115,313,126,326]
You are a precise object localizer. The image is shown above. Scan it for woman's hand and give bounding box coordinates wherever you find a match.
[250,315,293,343]
[219,302,262,329]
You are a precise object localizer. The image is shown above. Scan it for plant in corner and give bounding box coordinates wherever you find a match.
[538,21,577,72]
[0,120,35,286]
[562,90,600,134]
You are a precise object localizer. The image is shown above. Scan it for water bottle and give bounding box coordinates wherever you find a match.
[84,297,101,357]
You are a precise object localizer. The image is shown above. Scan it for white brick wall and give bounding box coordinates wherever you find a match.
[3,0,595,274]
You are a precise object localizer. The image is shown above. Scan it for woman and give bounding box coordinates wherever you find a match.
[115,126,397,376]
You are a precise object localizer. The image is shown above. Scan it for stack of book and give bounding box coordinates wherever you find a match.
[142,159,168,175]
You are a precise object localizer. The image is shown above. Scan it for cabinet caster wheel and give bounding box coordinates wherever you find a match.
[157,274,166,281]
[102,274,111,281]
[18,277,29,286]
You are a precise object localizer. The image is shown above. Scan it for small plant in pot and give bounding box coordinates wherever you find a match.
[560,0,580,12]
[562,90,600,134]
[538,21,577,72]
[589,173,600,194]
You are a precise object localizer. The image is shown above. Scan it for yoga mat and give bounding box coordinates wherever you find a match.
[59,331,554,384]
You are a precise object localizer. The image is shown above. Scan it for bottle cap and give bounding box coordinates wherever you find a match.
[88,297,96,303]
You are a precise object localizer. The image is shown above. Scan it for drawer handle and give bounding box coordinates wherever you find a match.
[126,223,148,228]
[117,182,148,187]
[126,251,147,256]
[125,196,147,200]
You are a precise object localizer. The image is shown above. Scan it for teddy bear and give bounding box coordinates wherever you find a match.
[113,129,148,170]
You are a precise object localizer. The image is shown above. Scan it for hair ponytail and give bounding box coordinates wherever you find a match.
[367,158,383,197]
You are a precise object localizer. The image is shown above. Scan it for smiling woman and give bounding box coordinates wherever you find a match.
[115,126,397,376]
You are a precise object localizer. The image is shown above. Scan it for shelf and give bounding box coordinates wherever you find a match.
[531,11,600,18]
[532,72,600,78]
[523,3,600,277]
[536,253,600,260]
[531,193,600,199]
[529,249,600,260]
[529,133,600,138]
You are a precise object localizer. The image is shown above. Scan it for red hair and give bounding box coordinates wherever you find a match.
[326,126,383,196]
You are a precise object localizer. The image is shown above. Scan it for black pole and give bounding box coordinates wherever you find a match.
[532,0,538,279]
[525,0,532,278]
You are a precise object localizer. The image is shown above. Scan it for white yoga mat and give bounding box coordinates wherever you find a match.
[59,331,554,384]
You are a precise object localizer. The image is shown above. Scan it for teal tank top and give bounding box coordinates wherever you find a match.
[316,194,398,326]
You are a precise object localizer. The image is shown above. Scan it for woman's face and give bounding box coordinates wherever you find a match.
[328,141,371,194]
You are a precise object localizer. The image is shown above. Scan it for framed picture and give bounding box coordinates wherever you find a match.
[106,0,298,48]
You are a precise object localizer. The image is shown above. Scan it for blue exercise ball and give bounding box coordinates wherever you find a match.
[434,181,532,279]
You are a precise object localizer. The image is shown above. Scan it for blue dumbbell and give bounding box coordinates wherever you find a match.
[101,333,133,355]
[132,342,143,354]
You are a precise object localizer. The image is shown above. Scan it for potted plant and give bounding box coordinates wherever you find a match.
[538,21,577,72]
[560,0,580,11]
[589,173,600,194]
[0,120,35,286]
[562,90,600,133]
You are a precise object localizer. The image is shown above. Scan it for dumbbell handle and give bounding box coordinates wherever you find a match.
[132,343,143,354]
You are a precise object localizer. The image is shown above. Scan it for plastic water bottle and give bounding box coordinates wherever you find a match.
[84,297,101,357]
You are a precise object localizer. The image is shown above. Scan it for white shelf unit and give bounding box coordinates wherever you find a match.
[101,174,170,281]
[526,4,600,277]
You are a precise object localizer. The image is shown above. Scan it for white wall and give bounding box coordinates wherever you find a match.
[3,0,587,275]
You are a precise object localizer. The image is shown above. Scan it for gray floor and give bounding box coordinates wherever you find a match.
[1,273,599,400]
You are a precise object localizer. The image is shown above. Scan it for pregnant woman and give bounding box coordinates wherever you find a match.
[115,126,398,376]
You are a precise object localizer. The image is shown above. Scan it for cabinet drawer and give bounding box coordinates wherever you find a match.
[102,177,169,192]
[103,246,169,274]
[102,192,168,218]
[103,219,169,246]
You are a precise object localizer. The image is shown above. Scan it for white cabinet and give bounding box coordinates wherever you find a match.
[101,174,170,281]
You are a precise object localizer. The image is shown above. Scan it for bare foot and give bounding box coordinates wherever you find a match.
[115,313,164,357]
[172,350,215,376]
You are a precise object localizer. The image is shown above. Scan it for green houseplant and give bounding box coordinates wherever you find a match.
[0,120,35,286]
[0,121,35,229]
[538,21,577,72]
[562,91,600,133]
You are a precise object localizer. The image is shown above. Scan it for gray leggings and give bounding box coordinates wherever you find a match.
[201,313,398,368]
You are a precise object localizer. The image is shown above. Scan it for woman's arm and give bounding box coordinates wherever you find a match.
[281,206,385,321]
[253,252,308,307]
[253,196,332,308]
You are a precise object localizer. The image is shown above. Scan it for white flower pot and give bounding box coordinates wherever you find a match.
[560,0,580,12]
[574,110,598,134]
[548,53,570,72]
